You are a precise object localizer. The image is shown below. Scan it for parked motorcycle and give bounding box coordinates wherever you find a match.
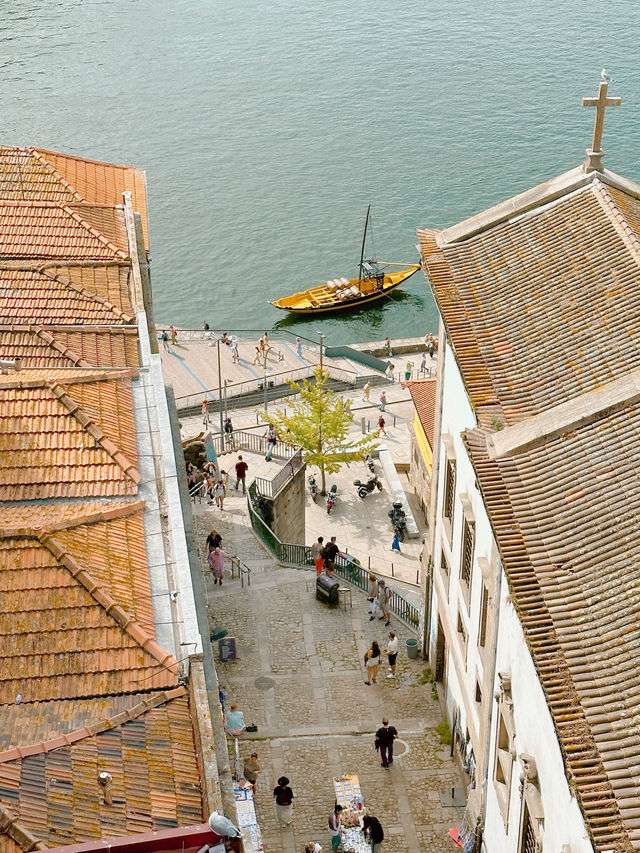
[365,454,376,473]
[308,475,319,502]
[354,475,383,499]
[326,484,338,514]
[388,501,407,541]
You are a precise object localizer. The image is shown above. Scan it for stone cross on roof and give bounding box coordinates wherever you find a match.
[582,71,621,172]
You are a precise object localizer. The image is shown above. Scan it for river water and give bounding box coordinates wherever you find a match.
[0,1,638,343]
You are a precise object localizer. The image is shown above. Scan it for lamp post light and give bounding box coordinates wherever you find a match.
[216,338,224,440]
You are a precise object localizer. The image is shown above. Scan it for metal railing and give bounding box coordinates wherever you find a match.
[174,362,370,414]
[246,483,419,631]
[254,449,304,498]
[228,554,252,587]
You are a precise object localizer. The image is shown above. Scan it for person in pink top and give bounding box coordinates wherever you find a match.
[208,546,227,585]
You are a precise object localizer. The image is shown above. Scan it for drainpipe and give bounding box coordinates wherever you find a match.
[479,558,503,839]
[421,317,446,658]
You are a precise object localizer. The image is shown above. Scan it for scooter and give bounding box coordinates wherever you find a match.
[308,475,319,502]
[388,501,407,541]
[354,475,383,499]
[326,484,338,514]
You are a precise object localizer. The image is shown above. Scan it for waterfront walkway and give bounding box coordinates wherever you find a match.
[193,493,465,853]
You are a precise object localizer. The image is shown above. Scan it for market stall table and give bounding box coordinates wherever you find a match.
[333,775,369,853]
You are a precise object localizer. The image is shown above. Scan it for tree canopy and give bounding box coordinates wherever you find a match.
[260,367,378,493]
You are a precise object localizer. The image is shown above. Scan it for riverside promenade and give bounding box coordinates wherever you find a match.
[192,488,465,853]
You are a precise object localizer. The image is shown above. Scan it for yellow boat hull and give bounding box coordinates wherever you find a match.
[271,265,420,314]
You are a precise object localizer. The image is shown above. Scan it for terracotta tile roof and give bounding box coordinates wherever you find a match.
[0,693,158,751]
[0,264,134,325]
[0,372,140,501]
[0,147,149,248]
[417,177,640,425]
[0,518,176,704]
[0,202,128,261]
[464,403,640,853]
[0,691,202,848]
[406,379,437,447]
[0,326,139,368]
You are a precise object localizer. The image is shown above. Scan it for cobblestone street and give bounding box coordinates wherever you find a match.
[194,495,465,852]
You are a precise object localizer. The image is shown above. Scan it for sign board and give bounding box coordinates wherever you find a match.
[218,636,237,661]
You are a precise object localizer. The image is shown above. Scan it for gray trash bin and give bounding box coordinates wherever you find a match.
[406,638,419,659]
[316,573,340,606]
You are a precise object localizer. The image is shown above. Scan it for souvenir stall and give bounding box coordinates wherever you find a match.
[332,775,369,853]
[233,739,264,853]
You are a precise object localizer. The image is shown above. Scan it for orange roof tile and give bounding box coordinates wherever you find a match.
[0,373,139,501]
[406,379,437,447]
[0,202,128,261]
[0,265,134,325]
[0,528,176,704]
[0,147,149,249]
[0,326,139,369]
[0,693,201,847]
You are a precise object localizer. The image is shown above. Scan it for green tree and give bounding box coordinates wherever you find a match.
[261,367,378,494]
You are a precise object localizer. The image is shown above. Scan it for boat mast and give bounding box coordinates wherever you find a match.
[358,204,370,285]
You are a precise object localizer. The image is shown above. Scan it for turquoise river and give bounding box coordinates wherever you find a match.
[1,1,639,343]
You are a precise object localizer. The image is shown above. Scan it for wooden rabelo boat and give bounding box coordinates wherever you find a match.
[270,206,420,315]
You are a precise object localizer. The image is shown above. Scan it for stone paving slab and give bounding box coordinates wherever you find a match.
[193,501,465,852]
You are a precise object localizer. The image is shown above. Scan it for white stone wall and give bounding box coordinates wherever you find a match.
[430,342,591,851]
[484,581,593,853]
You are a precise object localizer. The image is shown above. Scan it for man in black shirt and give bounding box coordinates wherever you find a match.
[375,718,398,768]
[321,536,343,575]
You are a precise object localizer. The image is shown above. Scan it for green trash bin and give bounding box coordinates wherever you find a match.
[406,638,419,660]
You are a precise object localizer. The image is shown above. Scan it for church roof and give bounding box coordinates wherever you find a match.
[419,164,640,852]
[418,170,640,426]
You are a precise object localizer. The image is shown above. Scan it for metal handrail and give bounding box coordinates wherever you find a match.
[246,483,418,631]
[229,554,252,588]
[254,449,304,498]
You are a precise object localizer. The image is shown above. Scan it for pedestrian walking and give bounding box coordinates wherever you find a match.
[391,531,401,552]
[378,415,386,436]
[362,815,384,852]
[273,776,294,826]
[310,536,325,574]
[385,361,394,381]
[206,529,222,551]
[420,352,427,375]
[224,417,235,449]
[214,478,226,509]
[364,640,381,685]
[367,573,378,619]
[243,753,262,790]
[201,399,210,427]
[378,579,392,626]
[161,330,170,351]
[387,631,398,678]
[253,346,262,365]
[375,718,398,768]
[305,843,323,853]
[428,335,435,359]
[384,336,393,356]
[264,424,277,461]
[404,361,414,381]
[170,325,178,345]
[264,331,270,348]
[327,805,343,852]
[296,336,303,357]
[235,455,248,493]
[379,391,387,411]
[208,546,226,585]
[231,340,240,363]
[362,380,371,402]
[321,536,342,575]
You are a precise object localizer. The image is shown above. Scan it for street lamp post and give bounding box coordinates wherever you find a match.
[216,339,224,440]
